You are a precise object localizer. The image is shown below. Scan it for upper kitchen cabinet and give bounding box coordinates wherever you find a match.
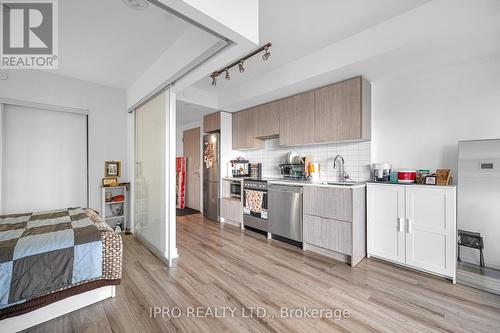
[314,77,371,143]
[203,111,220,133]
[255,102,280,138]
[279,91,315,146]
[232,108,264,150]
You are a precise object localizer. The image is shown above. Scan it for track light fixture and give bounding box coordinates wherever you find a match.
[209,42,272,86]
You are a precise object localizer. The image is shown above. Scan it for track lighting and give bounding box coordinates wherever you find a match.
[209,43,272,86]
[262,46,271,61]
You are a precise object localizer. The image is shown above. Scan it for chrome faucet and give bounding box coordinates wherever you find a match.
[334,155,351,182]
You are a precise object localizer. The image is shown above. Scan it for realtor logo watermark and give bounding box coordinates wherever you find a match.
[1,0,58,69]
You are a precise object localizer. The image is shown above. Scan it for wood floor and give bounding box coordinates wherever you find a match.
[27,214,500,333]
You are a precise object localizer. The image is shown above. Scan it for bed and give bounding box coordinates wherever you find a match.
[0,207,122,331]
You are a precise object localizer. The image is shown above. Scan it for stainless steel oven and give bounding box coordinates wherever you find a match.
[230,180,241,199]
[243,179,268,232]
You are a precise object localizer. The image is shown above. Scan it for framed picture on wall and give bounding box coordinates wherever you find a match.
[105,161,121,178]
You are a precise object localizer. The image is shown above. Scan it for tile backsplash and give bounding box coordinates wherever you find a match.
[241,138,371,181]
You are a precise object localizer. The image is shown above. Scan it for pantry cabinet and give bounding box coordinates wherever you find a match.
[367,183,456,281]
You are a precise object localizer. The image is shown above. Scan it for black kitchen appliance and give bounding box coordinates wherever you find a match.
[230,180,242,199]
[279,163,306,180]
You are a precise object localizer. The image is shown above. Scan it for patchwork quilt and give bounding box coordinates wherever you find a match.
[0,208,103,309]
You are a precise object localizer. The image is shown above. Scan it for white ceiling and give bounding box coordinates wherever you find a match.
[176,100,217,127]
[189,0,500,112]
[194,0,429,90]
[54,0,192,88]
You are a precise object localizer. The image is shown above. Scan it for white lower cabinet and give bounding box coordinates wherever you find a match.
[367,183,456,282]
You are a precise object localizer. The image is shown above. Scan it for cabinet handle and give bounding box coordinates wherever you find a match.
[406,218,411,234]
[397,218,402,232]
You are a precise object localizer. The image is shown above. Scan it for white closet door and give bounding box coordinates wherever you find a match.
[2,105,87,213]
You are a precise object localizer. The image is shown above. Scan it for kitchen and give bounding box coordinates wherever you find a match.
[193,75,458,284]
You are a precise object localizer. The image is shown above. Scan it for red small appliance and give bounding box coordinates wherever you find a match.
[398,170,417,184]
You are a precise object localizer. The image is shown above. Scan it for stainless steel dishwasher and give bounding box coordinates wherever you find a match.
[269,184,303,242]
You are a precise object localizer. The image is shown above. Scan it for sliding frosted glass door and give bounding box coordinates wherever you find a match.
[135,91,168,255]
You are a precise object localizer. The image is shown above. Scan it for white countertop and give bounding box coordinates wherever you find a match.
[267,179,367,189]
[222,177,366,189]
[366,181,456,189]
[222,177,245,181]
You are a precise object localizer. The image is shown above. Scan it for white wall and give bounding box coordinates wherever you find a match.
[372,55,500,181]
[0,70,127,211]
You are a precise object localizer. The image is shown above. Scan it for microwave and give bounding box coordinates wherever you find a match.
[230,181,241,198]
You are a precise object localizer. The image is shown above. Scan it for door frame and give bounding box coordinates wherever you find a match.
[0,98,89,214]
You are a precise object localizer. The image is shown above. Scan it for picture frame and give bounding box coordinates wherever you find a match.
[425,175,437,185]
[102,177,118,187]
[436,169,451,186]
[105,161,121,178]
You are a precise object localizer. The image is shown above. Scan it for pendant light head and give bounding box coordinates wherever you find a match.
[262,46,271,61]
[211,75,217,86]
[225,69,230,80]
[122,0,149,10]
[238,61,245,73]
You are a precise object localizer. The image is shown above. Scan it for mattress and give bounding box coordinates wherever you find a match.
[0,208,122,319]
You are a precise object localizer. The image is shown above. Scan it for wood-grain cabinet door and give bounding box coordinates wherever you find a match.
[232,110,254,149]
[203,112,220,133]
[303,186,352,222]
[279,91,315,146]
[405,187,456,276]
[255,103,280,138]
[314,77,362,142]
[304,214,352,255]
[367,185,406,264]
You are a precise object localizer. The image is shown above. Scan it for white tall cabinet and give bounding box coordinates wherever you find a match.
[367,183,456,282]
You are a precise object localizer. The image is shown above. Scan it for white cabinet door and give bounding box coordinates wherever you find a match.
[405,187,456,276]
[367,185,406,264]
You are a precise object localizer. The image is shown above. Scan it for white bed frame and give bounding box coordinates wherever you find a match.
[0,285,116,333]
